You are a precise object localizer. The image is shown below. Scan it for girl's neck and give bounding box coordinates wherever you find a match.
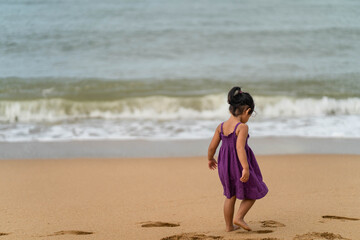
[229,114,247,123]
[229,115,241,122]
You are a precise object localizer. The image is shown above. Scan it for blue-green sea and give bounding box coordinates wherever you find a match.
[0,0,359,141]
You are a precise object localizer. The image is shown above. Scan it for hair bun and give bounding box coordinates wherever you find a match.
[227,86,254,117]
[233,88,242,97]
[228,86,242,105]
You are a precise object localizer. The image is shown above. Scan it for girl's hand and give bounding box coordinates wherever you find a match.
[240,169,249,182]
[208,158,217,170]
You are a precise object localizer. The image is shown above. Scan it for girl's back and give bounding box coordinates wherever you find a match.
[218,121,244,199]
[218,121,268,200]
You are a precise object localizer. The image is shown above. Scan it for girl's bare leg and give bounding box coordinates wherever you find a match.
[224,196,237,231]
[234,199,256,231]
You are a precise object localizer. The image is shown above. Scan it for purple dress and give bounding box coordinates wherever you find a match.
[218,122,268,200]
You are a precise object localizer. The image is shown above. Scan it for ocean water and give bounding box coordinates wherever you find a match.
[0,0,360,141]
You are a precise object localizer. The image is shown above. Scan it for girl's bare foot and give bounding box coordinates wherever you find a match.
[233,219,252,231]
[225,224,240,232]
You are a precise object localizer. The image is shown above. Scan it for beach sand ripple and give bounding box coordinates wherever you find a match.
[260,220,286,228]
[161,233,222,240]
[242,238,281,240]
[237,229,274,235]
[141,221,180,228]
[322,216,359,221]
[47,230,94,236]
[293,232,350,240]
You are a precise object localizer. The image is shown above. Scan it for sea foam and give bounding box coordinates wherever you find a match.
[0,95,359,123]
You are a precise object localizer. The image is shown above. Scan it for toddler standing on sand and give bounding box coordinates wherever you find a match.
[207,86,268,232]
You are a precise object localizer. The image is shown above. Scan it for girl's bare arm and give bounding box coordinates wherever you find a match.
[236,124,250,182]
[207,124,221,169]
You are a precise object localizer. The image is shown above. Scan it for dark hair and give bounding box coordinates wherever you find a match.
[227,86,254,117]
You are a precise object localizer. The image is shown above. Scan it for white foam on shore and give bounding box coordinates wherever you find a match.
[1,95,360,123]
[0,95,359,141]
[0,114,359,142]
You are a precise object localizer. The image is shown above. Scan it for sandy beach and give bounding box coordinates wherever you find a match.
[0,154,359,240]
[2,1,360,239]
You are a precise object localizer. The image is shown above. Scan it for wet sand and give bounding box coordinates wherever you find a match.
[1,137,360,159]
[0,154,359,240]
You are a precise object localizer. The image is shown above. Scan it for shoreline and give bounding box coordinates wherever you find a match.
[1,136,360,159]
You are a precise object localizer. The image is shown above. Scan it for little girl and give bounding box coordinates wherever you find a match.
[208,86,268,232]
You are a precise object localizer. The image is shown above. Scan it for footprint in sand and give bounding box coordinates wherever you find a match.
[161,233,222,240]
[293,232,350,240]
[237,230,274,234]
[260,220,286,228]
[141,221,180,228]
[243,238,281,240]
[47,230,94,236]
[0,232,10,236]
[322,215,359,221]
[255,230,275,234]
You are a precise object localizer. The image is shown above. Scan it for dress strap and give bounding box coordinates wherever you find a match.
[220,122,224,134]
[233,122,242,133]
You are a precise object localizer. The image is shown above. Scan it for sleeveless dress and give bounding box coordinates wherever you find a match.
[218,122,268,200]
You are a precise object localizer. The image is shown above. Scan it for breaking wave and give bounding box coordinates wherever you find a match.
[1,95,359,123]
